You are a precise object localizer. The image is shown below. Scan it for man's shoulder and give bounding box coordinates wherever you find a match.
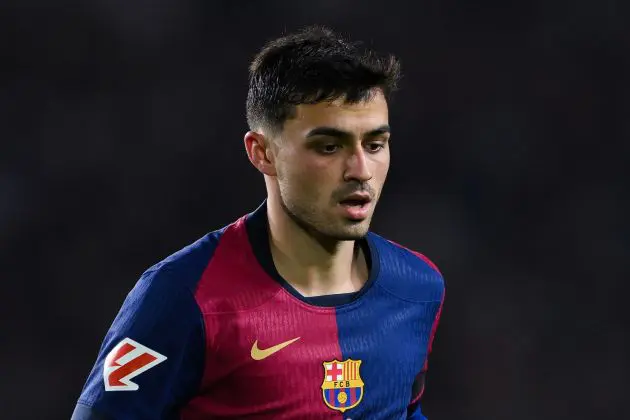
[139,215,245,295]
[142,215,279,314]
[368,232,445,303]
[150,228,225,274]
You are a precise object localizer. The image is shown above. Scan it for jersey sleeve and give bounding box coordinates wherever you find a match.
[72,266,205,420]
[408,284,445,419]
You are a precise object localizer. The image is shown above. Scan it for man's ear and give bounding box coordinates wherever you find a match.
[244,131,277,176]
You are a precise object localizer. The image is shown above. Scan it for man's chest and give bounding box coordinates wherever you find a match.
[189,292,440,419]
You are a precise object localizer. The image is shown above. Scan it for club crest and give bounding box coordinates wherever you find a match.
[321,359,364,412]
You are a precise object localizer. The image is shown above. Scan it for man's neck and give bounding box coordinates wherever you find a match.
[266,198,368,297]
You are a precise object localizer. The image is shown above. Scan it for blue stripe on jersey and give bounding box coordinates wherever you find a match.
[335,234,444,420]
[335,291,439,419]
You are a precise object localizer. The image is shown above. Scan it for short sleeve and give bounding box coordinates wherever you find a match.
[408,288,445,419]
[72,267,205,420]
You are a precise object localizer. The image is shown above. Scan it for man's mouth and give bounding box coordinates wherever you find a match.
[338,194,372,220]
[339,193,372,207]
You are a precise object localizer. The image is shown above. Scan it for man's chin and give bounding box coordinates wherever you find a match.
[328,221,371,241]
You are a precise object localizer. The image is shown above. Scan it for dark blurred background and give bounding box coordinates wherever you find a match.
[2,0,628,419]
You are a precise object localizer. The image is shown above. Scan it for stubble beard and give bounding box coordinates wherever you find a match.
[279,194,371,242]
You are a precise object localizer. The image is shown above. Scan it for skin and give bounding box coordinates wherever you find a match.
[244,89,391,297]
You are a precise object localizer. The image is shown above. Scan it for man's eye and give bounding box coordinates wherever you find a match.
[366,143,385,153]
[320,144,340,154]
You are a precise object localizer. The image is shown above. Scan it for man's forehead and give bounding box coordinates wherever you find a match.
[301,90,386,110]
[291,92,389,129]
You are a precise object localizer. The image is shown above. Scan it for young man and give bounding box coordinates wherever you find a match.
[72,26,445,419]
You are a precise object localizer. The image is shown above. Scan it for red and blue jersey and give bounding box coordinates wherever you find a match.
[72,202,445,419]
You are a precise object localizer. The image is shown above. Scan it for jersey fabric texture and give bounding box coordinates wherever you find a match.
[72,201,445,419]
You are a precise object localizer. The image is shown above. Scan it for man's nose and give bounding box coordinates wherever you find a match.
[343,147,372,183]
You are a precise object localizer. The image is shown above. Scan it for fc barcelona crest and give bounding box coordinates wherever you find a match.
[321,359,364,412]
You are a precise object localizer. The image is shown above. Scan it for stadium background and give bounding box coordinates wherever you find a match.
[2,1,628,419]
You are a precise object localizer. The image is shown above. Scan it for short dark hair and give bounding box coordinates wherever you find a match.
[246,26,401,134]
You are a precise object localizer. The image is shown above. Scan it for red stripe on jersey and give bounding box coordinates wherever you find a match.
[184,217,343,419]
[428,291,445,355]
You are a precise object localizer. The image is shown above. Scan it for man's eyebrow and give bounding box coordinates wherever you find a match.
[305,127,351,139]
[305,125,391,139]
[366,125,391,136]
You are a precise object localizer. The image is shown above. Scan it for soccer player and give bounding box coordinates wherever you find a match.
[72,26,445,419]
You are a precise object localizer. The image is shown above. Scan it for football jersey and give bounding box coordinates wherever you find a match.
[72,201,445,419]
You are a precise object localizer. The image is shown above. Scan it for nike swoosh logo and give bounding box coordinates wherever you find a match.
[251,337,301,361]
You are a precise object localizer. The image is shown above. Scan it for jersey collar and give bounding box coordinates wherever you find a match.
[244,200,381,307]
